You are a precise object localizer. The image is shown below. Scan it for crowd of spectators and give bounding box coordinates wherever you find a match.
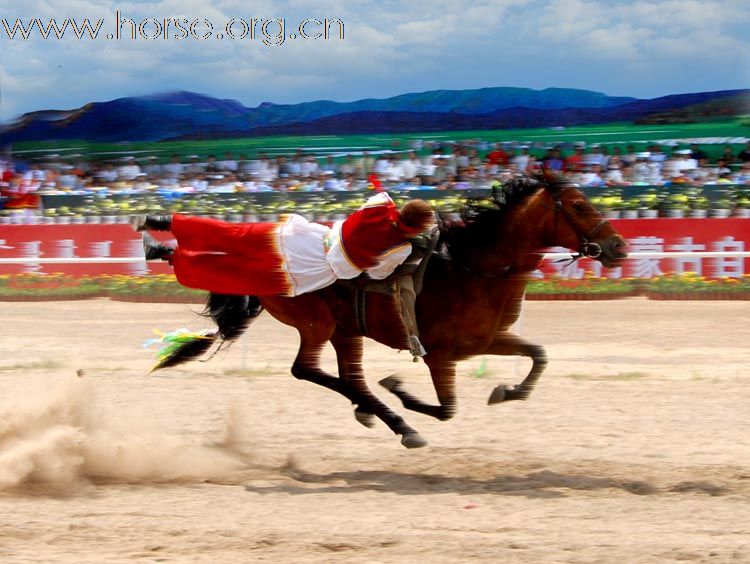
[1,139,750,211]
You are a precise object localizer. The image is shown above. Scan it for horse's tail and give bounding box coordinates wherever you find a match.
[151,293,263,372]
[202,293,263,341]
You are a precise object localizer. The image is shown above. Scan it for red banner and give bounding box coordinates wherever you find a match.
[1,219,748,278]
[0,225,173,276]
[540,218,750,279]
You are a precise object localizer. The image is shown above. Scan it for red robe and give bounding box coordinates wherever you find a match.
[168,194,420,296]
[338,195,410,270]
[170,214,293,296]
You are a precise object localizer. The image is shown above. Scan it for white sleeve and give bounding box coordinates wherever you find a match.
[362,191,394,208]
[365,243,412,280]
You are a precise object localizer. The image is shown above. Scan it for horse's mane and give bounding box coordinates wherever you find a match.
[440,175,546,257]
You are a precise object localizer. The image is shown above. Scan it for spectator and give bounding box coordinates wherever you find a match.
[338,155,355,176]
[511,146,530,171]
[711,158,732,178]
[142,156,162,177]
[578,163,606,187]
[621,144,638,166]
[584,144,607,166]
[605,163,627,186]
[300,155,320,178]
[648,144,667,165]
[690,144,708,164]
[720,145,736,166]
[631,152,652,184]
[737,141,750,163]
[94,162,119,184]
[399,152,419,182]
[320,155,338,175]
[218,152,238,172]
[354,151,374,178]
[373,154,391,175]
[542,147,564,171]
[564,143,586,172]
[162,154,185,177]
[486,142,510,166]
[184,155,204,175]
[205,154,220,173]
[116,156,142,181]
[736,161,750,183]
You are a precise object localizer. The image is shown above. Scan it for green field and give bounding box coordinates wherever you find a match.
[9,118,749,161]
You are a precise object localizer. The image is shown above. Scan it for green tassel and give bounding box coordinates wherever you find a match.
[472,357,488,378]
[144,329,217,373]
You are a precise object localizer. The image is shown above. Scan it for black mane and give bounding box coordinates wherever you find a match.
[440,175,546,257]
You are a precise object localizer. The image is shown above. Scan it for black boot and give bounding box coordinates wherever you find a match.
[142,232,174,261]
[132,214,173,232]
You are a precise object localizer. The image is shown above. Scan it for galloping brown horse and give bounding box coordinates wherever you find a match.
[175,173,627,448]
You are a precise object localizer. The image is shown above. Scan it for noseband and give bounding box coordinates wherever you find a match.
[576,219,610,259]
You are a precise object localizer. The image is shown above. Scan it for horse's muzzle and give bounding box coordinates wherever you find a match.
[598,236,628,268]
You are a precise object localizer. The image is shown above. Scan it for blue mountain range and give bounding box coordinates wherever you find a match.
[1,87,747,143]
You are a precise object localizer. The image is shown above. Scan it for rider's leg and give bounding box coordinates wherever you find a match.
[132,215,173,232]
[396,276,426,359]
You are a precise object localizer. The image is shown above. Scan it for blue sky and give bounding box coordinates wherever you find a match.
[0,0,748,118]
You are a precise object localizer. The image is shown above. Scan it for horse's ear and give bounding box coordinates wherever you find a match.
[542,169,570,192]
[490,180,507,206]
[491,180,501,201]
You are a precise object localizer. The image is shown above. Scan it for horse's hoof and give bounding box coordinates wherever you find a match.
[354,408,376,428]
[487,386,506,405]
[401,432,428,449]
[379,375,401,392]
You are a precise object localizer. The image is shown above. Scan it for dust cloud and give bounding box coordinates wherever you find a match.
[0,372,250,491]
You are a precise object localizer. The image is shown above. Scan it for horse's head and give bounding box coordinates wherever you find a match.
[531,172,628,268]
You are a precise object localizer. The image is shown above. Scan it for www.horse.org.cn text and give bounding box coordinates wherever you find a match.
[1,12,346,46]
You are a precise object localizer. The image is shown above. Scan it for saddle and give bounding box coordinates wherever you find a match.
[338,227,440,336]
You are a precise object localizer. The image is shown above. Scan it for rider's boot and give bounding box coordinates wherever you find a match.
[142,232,174,261]
[132,214,173,232]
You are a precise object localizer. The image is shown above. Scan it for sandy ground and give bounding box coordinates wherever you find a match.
[0,298,748,563]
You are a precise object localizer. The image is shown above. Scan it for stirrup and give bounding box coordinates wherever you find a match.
[409,335,427,360]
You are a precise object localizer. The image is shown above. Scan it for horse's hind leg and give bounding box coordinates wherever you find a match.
[379,353,457,422]
[484,332,548,404]
[291,332,352,400]
[331,330,427,449]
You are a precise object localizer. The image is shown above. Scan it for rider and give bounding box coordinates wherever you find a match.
[133,192,434,358]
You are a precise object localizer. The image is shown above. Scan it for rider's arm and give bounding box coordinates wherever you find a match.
[365,243,412,280]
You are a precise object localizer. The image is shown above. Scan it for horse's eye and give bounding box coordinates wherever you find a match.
[573,201,587,211]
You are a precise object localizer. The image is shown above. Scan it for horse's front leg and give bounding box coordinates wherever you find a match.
[483,332,548,404]
[331,330,427,449]
[379,352,457,422]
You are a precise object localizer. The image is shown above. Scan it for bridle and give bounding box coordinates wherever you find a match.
[546,184,611,263]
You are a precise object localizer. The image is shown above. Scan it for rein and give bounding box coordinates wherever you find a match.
[460,264,512,278]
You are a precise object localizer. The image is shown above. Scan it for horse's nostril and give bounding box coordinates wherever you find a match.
[612,239,629,255]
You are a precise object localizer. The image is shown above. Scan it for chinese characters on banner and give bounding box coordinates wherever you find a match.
[538,219,748,279]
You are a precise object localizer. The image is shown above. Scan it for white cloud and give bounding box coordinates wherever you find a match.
[0,0,747,117]
[537,0,749,65]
